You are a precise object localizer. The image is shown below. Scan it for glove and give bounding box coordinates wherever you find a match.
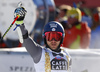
[14,7,27,24]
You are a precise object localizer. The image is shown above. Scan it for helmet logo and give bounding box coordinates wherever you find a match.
[52,28,56,31]
[50,23,57,28]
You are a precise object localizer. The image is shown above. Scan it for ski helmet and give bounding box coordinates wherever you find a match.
[67,7,82,22]
[42,21,65,45]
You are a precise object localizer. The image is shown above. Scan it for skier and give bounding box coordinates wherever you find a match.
[14,6,72,72]
[63,7,91,49]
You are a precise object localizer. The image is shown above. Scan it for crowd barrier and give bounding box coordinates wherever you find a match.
[0,47,100,72]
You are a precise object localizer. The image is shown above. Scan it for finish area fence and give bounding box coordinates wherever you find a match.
[0,47,100,72]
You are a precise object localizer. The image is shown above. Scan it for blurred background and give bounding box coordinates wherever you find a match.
[0,0,100,72]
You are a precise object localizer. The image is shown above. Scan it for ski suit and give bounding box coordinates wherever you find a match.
[18,24,72,72]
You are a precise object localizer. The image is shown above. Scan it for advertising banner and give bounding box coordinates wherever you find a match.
[0,48,100,72]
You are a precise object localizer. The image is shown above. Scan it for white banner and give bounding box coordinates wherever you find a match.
[0,48,35,72]
[0,48,100,72]
[64,48,100,72]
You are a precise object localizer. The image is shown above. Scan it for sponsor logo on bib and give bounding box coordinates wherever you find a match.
[51,58,67,70]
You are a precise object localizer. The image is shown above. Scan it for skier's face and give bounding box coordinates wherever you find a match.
[47,40,60,50]
[45,31,62,50]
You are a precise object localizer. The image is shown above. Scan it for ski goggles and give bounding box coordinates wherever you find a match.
[45,31,62,41]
